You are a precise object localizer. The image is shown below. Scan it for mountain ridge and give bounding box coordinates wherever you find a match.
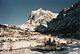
[19,8,58,31]
[47,2,80,39]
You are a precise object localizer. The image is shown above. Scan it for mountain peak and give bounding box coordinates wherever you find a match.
[19,8,58,31]
[29,8,58,20]
[25,8,58,31]
[37,8,43,11]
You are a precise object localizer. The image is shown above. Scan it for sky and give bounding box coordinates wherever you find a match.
[0,0,78,25]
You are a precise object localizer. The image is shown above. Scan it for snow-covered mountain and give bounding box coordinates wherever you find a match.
[20,8,58,31]
[18,24,28,29]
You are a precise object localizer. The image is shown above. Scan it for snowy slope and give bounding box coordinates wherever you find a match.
[20,8,58,31]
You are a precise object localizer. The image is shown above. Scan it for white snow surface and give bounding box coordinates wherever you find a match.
[19,8,58,31]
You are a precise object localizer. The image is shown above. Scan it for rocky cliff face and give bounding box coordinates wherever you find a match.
[47,2,80,39]
[23,8,58,31]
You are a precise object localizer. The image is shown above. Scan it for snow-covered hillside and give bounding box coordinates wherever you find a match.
[20,8,58,31]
